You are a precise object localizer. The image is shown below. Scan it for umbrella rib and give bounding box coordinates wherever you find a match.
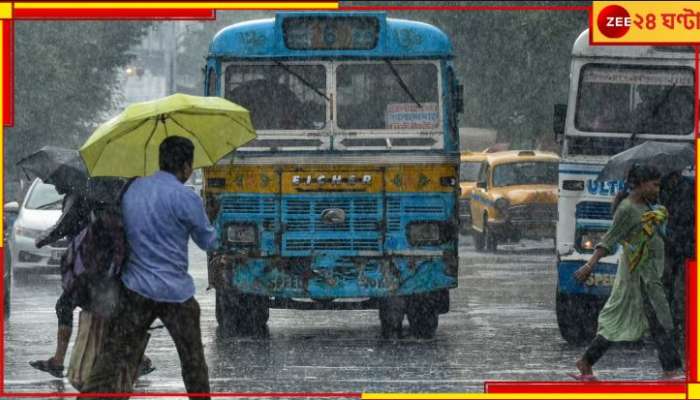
[142,117,160,175]
[168,115,216,165]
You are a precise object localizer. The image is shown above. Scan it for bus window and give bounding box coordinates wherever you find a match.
[336,62,439,130]
[224,64,326,131]
[575,65,694,135]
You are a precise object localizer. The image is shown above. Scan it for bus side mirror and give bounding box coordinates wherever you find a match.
[553,104,567,137]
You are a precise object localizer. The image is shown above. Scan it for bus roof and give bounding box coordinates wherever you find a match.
[573,29,695,60]
[208,12,452,59]
[485,150,560,165]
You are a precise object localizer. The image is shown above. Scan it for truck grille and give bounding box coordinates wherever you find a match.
[508,204,557,223]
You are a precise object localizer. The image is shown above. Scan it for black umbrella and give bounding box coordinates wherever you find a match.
[17,146,128,205]
[596,141,695,182]
[85,176,129,205]
[16,146,88,193]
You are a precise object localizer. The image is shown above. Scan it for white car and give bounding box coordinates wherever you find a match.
[7,179,66,275]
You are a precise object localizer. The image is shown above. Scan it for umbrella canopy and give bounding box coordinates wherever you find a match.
[597,141,695,182]
[79,93,256,177]
[16,146,88,192]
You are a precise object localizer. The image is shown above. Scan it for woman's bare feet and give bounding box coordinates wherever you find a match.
[576,358,593,375]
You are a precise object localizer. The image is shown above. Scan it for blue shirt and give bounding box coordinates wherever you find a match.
[121,171,217,303]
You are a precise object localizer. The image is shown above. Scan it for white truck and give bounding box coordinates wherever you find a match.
[553,29,695,344]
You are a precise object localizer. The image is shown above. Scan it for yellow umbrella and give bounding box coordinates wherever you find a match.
[79,93,256,177]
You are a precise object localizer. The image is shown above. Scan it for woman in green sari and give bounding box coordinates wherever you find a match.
[571,165,682,380]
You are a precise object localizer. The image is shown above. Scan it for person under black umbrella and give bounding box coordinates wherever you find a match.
[16,147,155,379]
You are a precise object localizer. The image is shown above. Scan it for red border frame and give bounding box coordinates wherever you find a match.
[1,2,697,399]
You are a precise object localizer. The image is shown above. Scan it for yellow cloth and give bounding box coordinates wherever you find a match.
[622,206,667,272]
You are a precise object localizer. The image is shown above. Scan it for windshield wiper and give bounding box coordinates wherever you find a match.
[273,61,330,102]
[384,59,422,108]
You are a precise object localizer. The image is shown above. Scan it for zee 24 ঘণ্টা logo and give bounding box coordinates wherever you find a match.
[596,3,700,40]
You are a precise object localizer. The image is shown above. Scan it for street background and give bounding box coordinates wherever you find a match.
[4,236,669,398]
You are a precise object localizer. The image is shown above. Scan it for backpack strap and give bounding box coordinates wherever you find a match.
[118,177,138,206]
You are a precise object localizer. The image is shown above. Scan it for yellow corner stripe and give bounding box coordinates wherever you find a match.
[363,394,685,400]
[14,2,338,9]
[0,3,11,19]
[689,383,700,399]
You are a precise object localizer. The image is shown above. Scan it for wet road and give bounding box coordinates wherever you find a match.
[3,235,675,398]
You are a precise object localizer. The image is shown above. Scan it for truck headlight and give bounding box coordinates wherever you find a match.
[407,222,445,246]
[495,198,509,213]
[225,223,257,245]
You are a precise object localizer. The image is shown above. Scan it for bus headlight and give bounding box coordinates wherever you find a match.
[225,223,257,246]
[575,229,609,253]
[407,222,445,246]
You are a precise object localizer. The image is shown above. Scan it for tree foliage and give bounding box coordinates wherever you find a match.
[6,21,151,199]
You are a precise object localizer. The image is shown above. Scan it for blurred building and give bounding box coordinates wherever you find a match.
[114,21,204,109]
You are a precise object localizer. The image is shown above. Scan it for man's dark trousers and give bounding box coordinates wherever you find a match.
[80,284,210,400]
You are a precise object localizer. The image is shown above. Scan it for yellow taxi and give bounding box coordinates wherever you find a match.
[469,150,559,251]
[458,151,487,234]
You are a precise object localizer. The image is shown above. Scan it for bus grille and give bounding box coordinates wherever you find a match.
[282,196,382,254]
[576,201,613,220]
[219,196,277,227]
[387,196,446,232]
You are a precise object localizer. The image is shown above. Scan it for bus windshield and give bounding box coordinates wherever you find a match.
[224,64,327,131]
[336,62,439,130]
[493,162,558,187]
[575,65,694,135]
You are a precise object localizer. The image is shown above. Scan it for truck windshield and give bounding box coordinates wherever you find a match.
[575,64,694,135]
[493,162,558,187]
[336,62,439,130]
[224,64,327,131]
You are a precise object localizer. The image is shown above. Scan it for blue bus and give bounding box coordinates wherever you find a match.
[203,12,463,338]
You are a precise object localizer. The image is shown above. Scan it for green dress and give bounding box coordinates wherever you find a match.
[595,198,673,342]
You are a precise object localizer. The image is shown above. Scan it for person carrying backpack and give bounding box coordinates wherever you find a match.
[29,178,155,379]
[80,136,218,399]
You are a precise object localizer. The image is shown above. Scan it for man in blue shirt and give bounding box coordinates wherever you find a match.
[82,136,218,399]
